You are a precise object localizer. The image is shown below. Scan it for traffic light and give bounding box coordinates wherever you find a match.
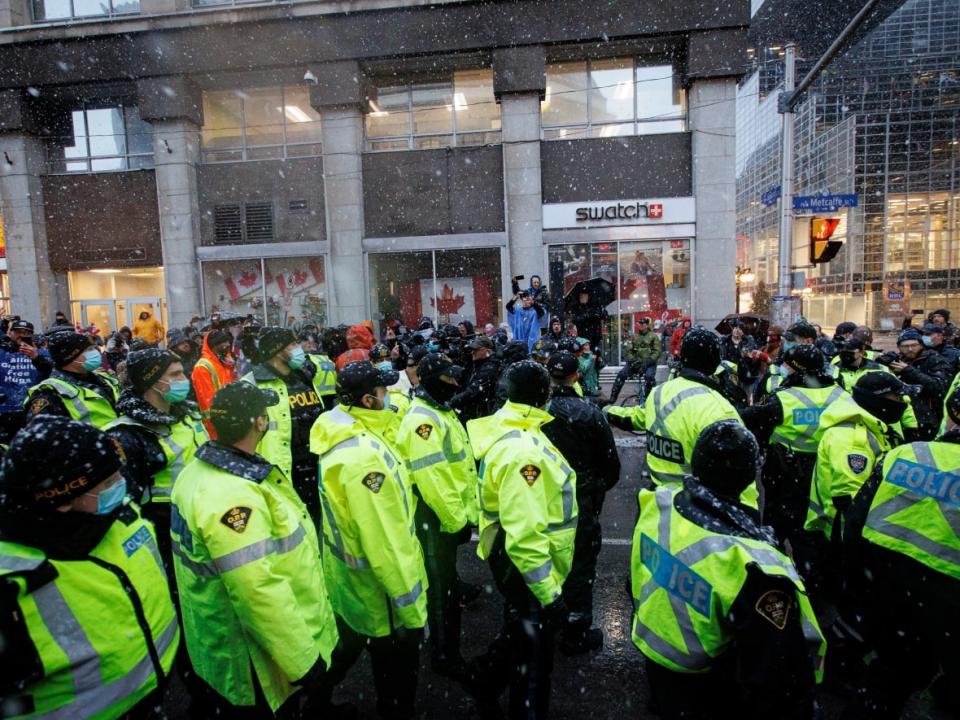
[809,216,842,264]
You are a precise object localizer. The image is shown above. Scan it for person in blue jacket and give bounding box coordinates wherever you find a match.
[505,289,545,352]
[0,319,52,442]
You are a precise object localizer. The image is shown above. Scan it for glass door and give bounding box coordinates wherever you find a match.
[77,301,117,334]
[124,297,165,330]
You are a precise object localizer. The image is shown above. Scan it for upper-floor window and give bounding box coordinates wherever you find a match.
[47,105,153,174]
[366,69,501,151]
[541,58,687,140]
[201,85,322,163]
[32,0,137,21]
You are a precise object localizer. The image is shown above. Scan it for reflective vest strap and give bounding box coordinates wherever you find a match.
[392,579,424,609]
[647,385,710,448]
[866,491,960,569]
[0,552,44,573]
[211,524,307,574]
[195,359,221,391]
[540,444,576,525]
[36,379,89,421]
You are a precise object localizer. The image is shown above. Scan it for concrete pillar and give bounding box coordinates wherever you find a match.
[494,46,546,282]
[310,61,375,325]
[0,89,69,328]
[688,78,737,329]
[138,77,203,331]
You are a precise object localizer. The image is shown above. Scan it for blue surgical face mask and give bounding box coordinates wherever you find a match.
[427,341,440,352]
[159,378,191,404]
[287,346,306,370]
[376,360,394,373]
[82,348,102,372]
[921,335,935,348]
[782,340,796,353]
[92,477,126,515]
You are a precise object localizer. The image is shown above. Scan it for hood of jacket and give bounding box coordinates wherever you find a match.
[819,393,888,437]
[346,324,375,350]
[309,403,397,456]
[467,400,553,459]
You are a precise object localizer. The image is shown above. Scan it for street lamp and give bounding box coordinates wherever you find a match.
[735,266,755,313]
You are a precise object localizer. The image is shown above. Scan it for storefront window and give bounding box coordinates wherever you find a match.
[366,69,501,151]
[201,85,323,163]
[548,239,691,364]
[68,267,166,334]
[368,248,502,334]
[202,256,326,327]
[542,58,686,140]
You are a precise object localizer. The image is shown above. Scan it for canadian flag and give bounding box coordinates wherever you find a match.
[421,278,475,324]
[224,265,264,301]
[276,258,325,296]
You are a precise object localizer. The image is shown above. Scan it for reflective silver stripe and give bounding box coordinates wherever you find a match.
[0,553,44,572]
[647,385,710,475]
[212,524,307,574]
[267,421,279,431]
[32,582,102,702]
[674,535,800,583]
[155,432,187,499]
[407,452,446,471]
[546,517,578,533]
[320,436,360,461]
[392,579,424,609]
[522,559,553,585]
[171,541,217,577]
[327,406,356,426]
[411,405,442,425]
[38,380,89,422]
[325,541,371,570]
[650,470,688,485]
[866,487,960,568]
[865,429,882,457]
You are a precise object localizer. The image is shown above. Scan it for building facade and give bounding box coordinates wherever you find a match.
[737,0,960,331]
[0,0,747,362]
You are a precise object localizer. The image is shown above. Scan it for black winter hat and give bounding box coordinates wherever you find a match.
[417,353,462,384]
[931,308,951,321]
[854,372,907,397]
[546,351,579,380]
[258,327,297,362]
[922,323,944,336]
[337,361,399,406]
[207,329,232,349]
[126,349,178,393]
[785,322,818,341]
[680,327,721,374]
[208,382,279,441]
[505,360,551,408]
[0,417,124,509]
[897,329,922,344]
[782,344,825,374]
[691,420,760,496]
[47,331,93,368]
[835,322,857,336]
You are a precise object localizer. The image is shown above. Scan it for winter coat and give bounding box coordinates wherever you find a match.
[505,299,545,351]
[720,334,758,364]
[335,324,376,370]
[579,352,601,395]
[897,349,952,437]
[0,336,52,414]
[132,314,164,346]
[451,354,504,423]
[625,331,661,364]
[669,320,691,357]
[570,303,605,351]
[192,332,237,434]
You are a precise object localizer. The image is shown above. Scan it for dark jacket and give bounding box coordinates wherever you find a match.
[542,385,620,517]
[898,349,952,436]
[451,354,503,423]
[719,334,757,364]
[570,303,606,351]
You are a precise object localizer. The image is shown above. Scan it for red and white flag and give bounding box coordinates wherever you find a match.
[276,258,325,296]
[422,277,475,324]
[224,264,264,301]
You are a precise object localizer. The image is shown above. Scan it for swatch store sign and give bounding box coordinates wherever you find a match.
[542,197,696,230]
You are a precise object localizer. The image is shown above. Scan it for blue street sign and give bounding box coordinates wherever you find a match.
[792,194,858,212]
[761,186,781,207]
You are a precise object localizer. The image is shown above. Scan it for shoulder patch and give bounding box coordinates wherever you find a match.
[415,423,433,440]
[29,397,49,414]
[363,472,386,493]
[847,453,868,474]
[220,506,253,534]
[755,589,793,630]
[519,464,541,486]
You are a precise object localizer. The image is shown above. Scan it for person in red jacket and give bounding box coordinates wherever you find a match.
[192,329,237,436]
[669,317,691,358]
[335,323,376,370]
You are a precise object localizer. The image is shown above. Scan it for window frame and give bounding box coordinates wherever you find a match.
[201,85,323,164]
[541,57,688,141]
[47,104,154,175]
[32,0,139,22]
[365,70,502,152]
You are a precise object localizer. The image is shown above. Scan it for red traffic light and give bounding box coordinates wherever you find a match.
[809,216,843,264]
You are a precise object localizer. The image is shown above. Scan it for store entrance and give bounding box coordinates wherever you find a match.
[69,268,167,335]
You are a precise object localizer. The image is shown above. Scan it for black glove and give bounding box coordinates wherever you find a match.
[291,654,327,689]
[539,596,568,632]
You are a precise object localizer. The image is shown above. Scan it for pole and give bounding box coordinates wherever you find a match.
[735,275,741,313]
[777,43,796,297]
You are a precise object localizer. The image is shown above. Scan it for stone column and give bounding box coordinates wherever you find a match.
[688,78,738,329]
[0,90,69,327]
[311,61,374,325]
[138,77,203,331]
[494,47,546,282]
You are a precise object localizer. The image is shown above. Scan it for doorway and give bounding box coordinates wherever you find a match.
[69,268,167,335]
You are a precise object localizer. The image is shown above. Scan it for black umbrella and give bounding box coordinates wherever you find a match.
[564,277,615,313]
[715,313,769,340]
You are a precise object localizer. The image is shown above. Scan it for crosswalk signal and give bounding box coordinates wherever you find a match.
[809,216,843,265]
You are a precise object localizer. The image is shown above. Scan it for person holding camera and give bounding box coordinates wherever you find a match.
[0,319,53,442]
[878,328,952,440]
[506,275,545,352]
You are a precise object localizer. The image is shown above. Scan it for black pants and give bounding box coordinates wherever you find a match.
[190,673,297,720]
[414,504,462,664]
[609,360,656,403]
[470,535,557,719]
[291,459,322,531]
[760,446,816,545]
[563,508,601,626]
[323,615,420,720]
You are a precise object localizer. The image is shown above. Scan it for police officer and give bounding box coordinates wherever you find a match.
[25,330,119,428]
[542,351,620,655]
[396,353,477,677]
[841,391,960,719]
[631,421,824,720]
[740,344,846,544]
[310,361,428,720]
[301,331,337,411]
[755,322,820,402]
[0,418,179,718]
[171,382,339,718]
[802,372,907,598]
[463,361,577,719]
[242,327,326,525]
[105,348,207,582]
[607,328,749,498]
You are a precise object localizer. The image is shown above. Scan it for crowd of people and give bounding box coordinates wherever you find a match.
[0,299,956,720]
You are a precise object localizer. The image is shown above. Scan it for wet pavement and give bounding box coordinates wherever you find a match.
[163,427,949,719]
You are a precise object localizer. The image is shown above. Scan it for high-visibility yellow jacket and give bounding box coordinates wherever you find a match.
[631,486,824,679]
[306,352,337,399]
[0,505,179,719]
[467,401,577,606]
[862,437,960,579]
[769,384,847,454]
[310,404,428,636]
[170,442,337,711]
[835,361,919,437]
[397,393,479,533]
[25,371,119,428]
[806,396,895,539]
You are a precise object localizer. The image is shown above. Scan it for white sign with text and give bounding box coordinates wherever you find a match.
[542,197,696,230]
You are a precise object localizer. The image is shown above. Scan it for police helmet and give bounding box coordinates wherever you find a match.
[690,420,760,497]
[680,327,721,374]
[505,360,551,408]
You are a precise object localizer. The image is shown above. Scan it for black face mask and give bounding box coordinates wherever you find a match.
[839,351,858,368]
[857,393,907,425]
[422,376,458,406]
